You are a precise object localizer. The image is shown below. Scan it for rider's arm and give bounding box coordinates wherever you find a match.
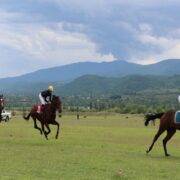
[44,96,49,103]
[49,93,52,102]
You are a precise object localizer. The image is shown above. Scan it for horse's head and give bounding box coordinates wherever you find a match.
[52,95,62,114]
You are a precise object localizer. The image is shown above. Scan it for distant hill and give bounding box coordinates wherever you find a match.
[0,60,141,83]
[56,74,180,96]
[1,59,180,95]
[2,73,180,99]
[1,59,180,86]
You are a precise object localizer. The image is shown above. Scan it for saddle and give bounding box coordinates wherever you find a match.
[37,104,45,113]
[174,111,180,123]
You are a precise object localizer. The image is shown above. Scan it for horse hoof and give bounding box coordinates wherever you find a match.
[165,154,170,157]
[44,135,48,140]
[146,150,149,154]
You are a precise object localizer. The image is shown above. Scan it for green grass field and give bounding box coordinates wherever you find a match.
[0,113,180,180]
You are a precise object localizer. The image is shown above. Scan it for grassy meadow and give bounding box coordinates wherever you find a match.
[0,113,180,179]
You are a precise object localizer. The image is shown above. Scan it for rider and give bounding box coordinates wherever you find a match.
[38,86,54,112]
[178,95,180,104]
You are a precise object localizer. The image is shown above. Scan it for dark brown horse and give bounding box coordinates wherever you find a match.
[0,95,4,122]
[145,111,180,156]
[24,95,62,140]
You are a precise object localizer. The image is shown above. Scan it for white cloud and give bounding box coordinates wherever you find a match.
[136,36,180,64]
[0,9,22,22]
[139,34,173,49]
[139,23,153,34]
[0,22,114,77]
[1,0,180,77]
[126,26,180,64]
[141,41,180,64]
[49,0,180,9]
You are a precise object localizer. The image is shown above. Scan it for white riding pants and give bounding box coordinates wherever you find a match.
[39,93,46,105]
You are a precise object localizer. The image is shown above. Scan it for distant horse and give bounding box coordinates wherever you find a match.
[0,95,4,122]
[24,95,62,140]
[144,111,180,156]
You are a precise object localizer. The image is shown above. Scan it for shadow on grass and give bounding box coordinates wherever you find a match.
[145,153,180,161]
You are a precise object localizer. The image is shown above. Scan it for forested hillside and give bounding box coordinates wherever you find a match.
[2,59,180,113]
[3,74,180,113]
[57,74,172,96]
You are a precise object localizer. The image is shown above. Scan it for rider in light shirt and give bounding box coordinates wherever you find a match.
[38,86,54,112]
[178,95,180,104]
[39,86,54,104]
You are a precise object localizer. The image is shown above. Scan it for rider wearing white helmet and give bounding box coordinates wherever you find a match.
[39,86,54,105]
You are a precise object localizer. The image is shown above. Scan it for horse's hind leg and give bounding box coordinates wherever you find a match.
[32,117,42,135]
[146,128,165,154]
[163,128,176,157]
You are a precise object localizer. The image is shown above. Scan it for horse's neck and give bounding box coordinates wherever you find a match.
[48,103,56,114]
[0,103,4,111]
[0,106,3,111]
[0,100,3,108]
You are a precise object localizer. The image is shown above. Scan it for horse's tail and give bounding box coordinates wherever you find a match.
[23,112,31,121]
[144,112,164,126]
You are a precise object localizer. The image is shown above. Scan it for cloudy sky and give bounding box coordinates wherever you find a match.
[1,0,180,77]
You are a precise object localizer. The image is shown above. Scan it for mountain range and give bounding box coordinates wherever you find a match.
[2,59,180,83]
[1,59,180,95]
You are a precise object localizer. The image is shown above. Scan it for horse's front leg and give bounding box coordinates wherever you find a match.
[32,117,42,134]
[52,120,60,139]
[0,110,2,123]
[44,123,51,136]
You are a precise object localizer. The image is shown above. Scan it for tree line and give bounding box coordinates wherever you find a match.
[4,90,179,114]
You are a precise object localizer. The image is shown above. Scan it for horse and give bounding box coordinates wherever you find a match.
[0,95,4,122]
[23,95,62,140]
[144,111,180,156]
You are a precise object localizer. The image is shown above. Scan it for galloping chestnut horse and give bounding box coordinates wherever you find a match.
[145,111,180,156]
[24,95,62,140]
[0,95,4,122]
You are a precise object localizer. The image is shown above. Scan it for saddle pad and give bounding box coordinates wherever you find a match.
[175,111,180,123]
[37,105,41,113]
